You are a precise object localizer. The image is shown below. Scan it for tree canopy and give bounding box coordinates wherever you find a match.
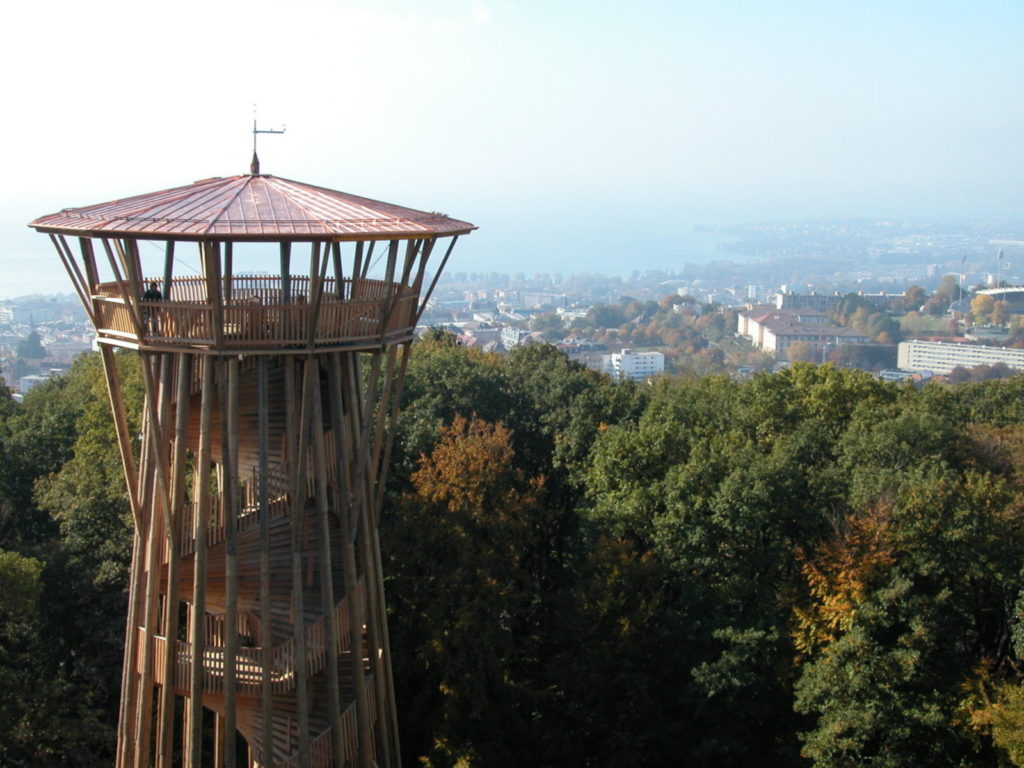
[7,340,1024,767]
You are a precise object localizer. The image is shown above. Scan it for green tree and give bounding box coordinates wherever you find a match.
[0,351,141,766]
[0,548,43,764]
[388,416,549,767]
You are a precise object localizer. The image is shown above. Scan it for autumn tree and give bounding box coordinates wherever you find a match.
[387,416,550,767]
[973,294,996,324]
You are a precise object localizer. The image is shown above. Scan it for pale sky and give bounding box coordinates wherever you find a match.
[2,0,1023,297]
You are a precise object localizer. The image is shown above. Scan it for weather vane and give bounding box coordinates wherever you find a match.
[250,105,286,175]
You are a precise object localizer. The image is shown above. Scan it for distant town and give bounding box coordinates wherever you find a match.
[5,217,1024,397]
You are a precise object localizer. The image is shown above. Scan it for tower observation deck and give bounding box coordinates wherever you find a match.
[31,172,475,768]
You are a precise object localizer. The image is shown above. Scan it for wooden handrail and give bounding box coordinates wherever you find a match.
[145,578,365,696]
[92,275,414,350]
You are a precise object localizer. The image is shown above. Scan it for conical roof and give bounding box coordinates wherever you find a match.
[30,174,476,242]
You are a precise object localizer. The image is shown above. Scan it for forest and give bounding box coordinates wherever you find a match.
[4,337,1024,766]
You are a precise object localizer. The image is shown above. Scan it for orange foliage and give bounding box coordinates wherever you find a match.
[408,415,546,550]
[793,503,896,654]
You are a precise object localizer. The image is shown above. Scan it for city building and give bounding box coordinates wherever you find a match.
[775,291,843,311]
[738,308,868,358]
[897,339,1024,374]
[601,348,665,381]
[18,373,51,393]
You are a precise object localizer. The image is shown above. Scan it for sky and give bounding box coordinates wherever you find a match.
[2,0,1023,297]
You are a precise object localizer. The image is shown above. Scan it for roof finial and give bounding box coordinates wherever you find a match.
[251,104,286,175]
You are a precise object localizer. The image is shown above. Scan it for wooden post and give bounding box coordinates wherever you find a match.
[100,343,143,765]
[361,242,375,279]
[157,354,192,768]
[331,241,344,297]
[224,242,233,303]
[102,238,145,339]
[287,357,312,764]
[163,241,175,301]
[333,354,376,766]
[132,354,169,768]
[188,356,215,767]
[353,242,364,283]
[116,527,142,765]
[310,375,345,764]
[204,242,225,349]
[51,234,94,321]
[223,357,240,768]
[257,357,275,768]
[416,236,459,324]
[280,244,292,302]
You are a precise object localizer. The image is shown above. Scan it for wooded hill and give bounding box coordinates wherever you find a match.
[4,338,1024,767]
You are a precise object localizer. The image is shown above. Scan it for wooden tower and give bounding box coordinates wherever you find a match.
[30,173,475,767]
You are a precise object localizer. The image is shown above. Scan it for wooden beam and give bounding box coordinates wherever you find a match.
[187,356,215,767]
[369,346,398,518]
[331,355,374,766]
[157,354,193,767]
[99,346,141,525]
[331,241,344,297]
[416,236,459,324]
[163,241,175,301]
[280,243,292,302]
[102,238,146,339]
[223,357,240,768]
[133,354,173,768]
[374,342,412,526]
[224,242,233,303]
[381,240,419,332]
[353,241,364,283]
[363,241,376,279]
[288,357,313,764]
[411,238,437,296]
[310,374,346,765]
[80,237,100,293]
[51,234,94,322]
[306,242,325,346]
[257,357,275,768]
[203,242,225,349]
[116,528,142,766]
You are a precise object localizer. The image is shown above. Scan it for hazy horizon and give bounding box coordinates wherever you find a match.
[3,1,1022,298]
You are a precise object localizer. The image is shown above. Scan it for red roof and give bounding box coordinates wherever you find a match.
[30,174,476,242]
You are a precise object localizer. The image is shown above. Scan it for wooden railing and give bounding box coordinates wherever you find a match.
[177,466,292,559]
[205,611,261,648]
[93,276,418,350]
[251,688,372,768]
[144,577,364,696]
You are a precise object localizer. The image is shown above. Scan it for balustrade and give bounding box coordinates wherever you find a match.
[92,275,417,350]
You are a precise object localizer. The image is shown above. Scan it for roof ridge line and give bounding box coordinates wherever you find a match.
[201,176,249,236]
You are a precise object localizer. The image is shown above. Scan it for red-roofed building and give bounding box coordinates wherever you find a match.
[737,308,869,358]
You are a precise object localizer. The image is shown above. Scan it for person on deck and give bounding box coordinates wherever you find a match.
[141,281,163,334]
[142,281,162,301]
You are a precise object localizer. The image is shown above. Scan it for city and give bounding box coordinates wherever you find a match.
[8,217,1021,397]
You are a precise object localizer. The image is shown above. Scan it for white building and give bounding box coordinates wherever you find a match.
[601,348,665,382]
[775,292,843,312]
[737,309,869,359]
[500,327,530,349]
[897,340,1024,374]
[18,374,51,393]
